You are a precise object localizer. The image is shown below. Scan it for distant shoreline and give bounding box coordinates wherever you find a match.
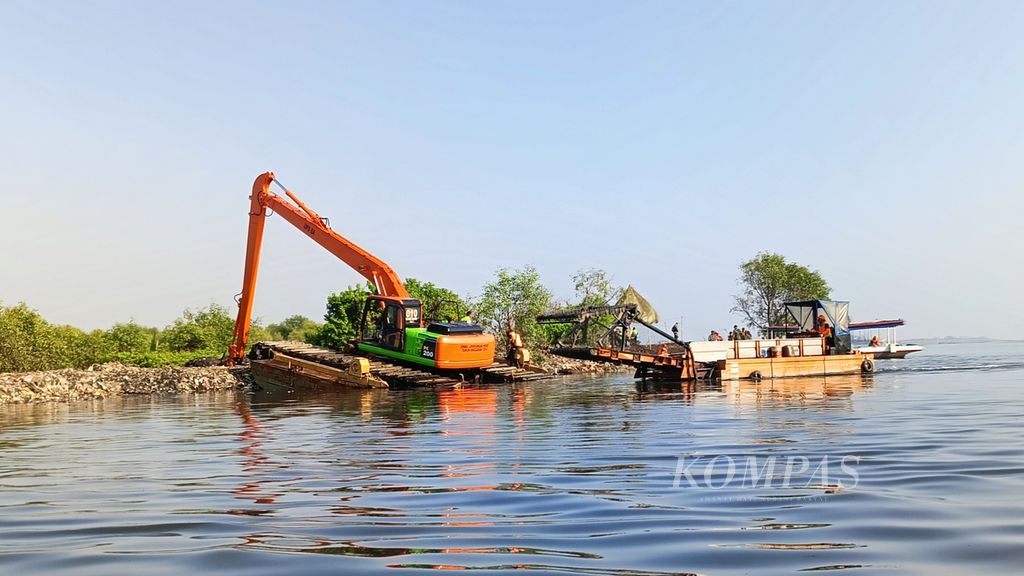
[900,338,1024,345]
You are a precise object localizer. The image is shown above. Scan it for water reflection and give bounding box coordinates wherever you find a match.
[2,343,1024,575]
[230,400,285,511]
[634,374,872,408]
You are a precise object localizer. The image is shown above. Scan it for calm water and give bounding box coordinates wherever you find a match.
[2,342,1023,575]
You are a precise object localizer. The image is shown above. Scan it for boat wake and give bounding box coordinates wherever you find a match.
[876,361,1024,374]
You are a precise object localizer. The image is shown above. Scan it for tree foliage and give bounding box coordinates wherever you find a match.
[267,315,322,343]
[105,322,156,353]
[561,268,624,346]
[476,266,552,347]
[161,304,237,352]
[0,300,299,373]
[0,303,77,372]
[405,277,467,323]
[0,303,153,372]
[310,283,372,349]
[732,252,830,330]
[572,268,621,308]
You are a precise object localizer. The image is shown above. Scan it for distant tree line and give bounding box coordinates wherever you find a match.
[1,252,830,373]
[0,302,264,373]
[0,267,619,373]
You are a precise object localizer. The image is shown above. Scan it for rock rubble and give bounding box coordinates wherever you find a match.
[0,363,252,405]
[536,355,632,375]
[0,353,628,405]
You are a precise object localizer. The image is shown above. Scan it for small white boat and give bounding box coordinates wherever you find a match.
[854,343,924,359]
[850,319,923,359]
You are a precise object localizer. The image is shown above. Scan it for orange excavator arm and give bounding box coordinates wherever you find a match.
[227,172,409,362]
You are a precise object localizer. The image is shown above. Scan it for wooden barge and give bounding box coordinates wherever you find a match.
[575,335,874,381]
[547,300,882,381]
[249,341,550,391]
[690,337,872,380]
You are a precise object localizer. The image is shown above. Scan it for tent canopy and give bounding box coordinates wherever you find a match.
[785,300,851,353]
[785,300,849,334]
[616,285,658,324]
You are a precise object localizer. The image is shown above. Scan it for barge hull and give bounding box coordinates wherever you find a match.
[718,354,868,380]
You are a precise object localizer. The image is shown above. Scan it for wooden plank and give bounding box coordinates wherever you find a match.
[374,368,418,376]
[484,367,519,374]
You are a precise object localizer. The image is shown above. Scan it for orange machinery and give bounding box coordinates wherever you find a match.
[227,172,495,370]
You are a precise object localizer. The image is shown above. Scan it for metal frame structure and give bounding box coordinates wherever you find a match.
[537,304,687,350]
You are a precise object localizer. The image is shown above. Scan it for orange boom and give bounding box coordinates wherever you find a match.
[227,172,495,370]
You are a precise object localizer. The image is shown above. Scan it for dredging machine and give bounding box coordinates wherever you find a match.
[226,172,545,389]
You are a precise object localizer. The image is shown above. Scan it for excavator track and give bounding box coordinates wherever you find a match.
[255,341,549,389]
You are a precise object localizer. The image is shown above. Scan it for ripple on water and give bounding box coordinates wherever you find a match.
[1,344,1024,575]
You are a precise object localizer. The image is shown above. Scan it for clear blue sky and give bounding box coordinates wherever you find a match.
[2,1,1022,340]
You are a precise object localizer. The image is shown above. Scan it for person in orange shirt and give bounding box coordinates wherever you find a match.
[817,314,833,352]
[506,326,525,367]
[819,323,832,339]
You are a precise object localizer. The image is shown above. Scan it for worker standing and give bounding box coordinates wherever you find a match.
[461,310,475,323]
[671,322,679,341]
[507,325,525,368]
[629,326,638,345]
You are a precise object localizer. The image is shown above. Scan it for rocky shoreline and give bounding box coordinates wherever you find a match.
[535,354,632,375]
[0,363,252,405]
[0,352,625,406]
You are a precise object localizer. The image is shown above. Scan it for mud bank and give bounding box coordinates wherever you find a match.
[0,363,252,405]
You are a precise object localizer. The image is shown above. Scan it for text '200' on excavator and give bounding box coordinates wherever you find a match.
[226,172,496,370]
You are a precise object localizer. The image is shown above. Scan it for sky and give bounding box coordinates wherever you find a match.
[1,0,1022,340]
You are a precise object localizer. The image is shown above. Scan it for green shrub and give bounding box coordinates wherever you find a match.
[310,283,372,349]
[266,315,322,342]
[0,301,270,373]
[477,266,553,349]
[0,303,97,372]
[161,304,236,352]
[104,322,155,353]
[405,278,467,323]
[99,350,220,368]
